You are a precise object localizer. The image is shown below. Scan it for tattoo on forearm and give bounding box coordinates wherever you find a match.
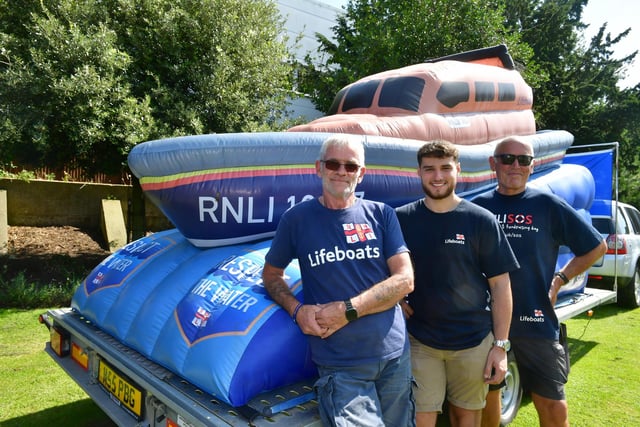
[372,276,408,303]
[264,279,293,306]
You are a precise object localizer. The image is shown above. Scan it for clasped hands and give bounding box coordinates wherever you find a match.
[295,301,348,339]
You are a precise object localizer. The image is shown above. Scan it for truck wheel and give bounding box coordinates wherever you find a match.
[500,351,523,426]
[618,263,640,308]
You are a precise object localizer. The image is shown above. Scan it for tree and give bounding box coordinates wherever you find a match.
[0,0,294,177]
[296,0,640,205]
[502,0,639,204]
[502,0,637,145]
[0,1,154,176]
[106,0,294,137]
[615,86,640,207]
[297,0,536,113]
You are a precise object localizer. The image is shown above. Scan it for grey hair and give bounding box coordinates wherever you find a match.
[319,135,365,165]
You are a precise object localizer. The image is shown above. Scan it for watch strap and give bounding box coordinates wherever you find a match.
[344,299,358,322]
[554,271,570,285]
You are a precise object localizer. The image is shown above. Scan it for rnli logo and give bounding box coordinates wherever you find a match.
[343,223,377,244]
[191,306,211,328]
[444,233,466,245]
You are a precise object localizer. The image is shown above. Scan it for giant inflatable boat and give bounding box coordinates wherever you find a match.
[74,46,598,407]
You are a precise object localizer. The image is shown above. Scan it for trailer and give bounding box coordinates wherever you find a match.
[40,307,322,426]
[39,285,616,427]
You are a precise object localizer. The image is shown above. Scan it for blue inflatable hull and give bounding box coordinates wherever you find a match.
[128,130,574,247]
[72,231,316,407]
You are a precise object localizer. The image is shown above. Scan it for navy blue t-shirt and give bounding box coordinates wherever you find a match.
[266,198,409,367]
[473,187,603,339]
[396,199,519,350]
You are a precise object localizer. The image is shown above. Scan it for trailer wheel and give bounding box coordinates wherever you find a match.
[500,351,523,425]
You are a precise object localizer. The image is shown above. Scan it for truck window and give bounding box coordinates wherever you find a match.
[592,217,615,234]
[616,208,631,234]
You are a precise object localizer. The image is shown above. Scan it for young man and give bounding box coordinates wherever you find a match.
[474,136,607,427]
[396,140,518,427]
[262,135,416,426]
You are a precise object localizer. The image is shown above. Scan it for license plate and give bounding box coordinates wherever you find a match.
[98,358,143,419]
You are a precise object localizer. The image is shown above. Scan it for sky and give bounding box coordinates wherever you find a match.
[582,0,638,89]
[317,0,638,89]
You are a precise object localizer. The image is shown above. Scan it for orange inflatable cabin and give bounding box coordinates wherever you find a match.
[289,45,536,146]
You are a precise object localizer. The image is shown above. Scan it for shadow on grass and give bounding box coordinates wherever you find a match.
[2,399,115,427]
[563,302,632,365]
[566,337,598,367]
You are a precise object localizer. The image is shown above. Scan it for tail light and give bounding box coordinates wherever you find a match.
[50,326,70,357]
[605,234,627,255]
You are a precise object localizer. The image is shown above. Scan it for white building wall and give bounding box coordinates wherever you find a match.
[276,0,342,121]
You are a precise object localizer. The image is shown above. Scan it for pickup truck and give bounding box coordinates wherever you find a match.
[588,200,640,308]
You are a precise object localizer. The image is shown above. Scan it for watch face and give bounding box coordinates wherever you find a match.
[344,300,358,322]
[494,339,511,351]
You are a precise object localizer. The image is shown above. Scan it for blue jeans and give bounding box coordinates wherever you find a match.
[315,348,415,427]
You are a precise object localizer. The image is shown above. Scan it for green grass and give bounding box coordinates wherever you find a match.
[508,305,640,426]
[1,304,638,426]
[0,309,113,427]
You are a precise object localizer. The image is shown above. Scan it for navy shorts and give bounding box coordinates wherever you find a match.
[510,331,570,400]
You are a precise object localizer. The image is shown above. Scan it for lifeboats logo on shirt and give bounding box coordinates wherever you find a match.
[306,222,381,267]
[444,233,465,245]
[519,308,545,323]
[343,223,377,243]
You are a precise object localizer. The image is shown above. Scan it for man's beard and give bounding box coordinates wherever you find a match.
[422,182,454,200]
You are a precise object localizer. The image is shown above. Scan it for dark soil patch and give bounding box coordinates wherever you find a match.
[1,226,112,285]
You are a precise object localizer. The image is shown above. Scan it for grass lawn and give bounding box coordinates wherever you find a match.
[1,304,638,426]
[0,309,113,427]
[508,303,640,426]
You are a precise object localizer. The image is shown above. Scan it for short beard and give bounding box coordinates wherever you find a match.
[423,183,454,200]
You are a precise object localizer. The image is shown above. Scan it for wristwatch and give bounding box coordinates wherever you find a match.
[493,339,511,352]
[344,299,358,322]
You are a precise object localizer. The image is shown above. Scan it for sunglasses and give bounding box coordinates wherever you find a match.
[494,154,534,166]
[321,160,361,173]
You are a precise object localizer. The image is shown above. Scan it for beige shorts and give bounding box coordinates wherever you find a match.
[410,332,493,412]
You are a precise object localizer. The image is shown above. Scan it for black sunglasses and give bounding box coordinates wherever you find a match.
[321,160,361,173]
[494,154,534,166]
